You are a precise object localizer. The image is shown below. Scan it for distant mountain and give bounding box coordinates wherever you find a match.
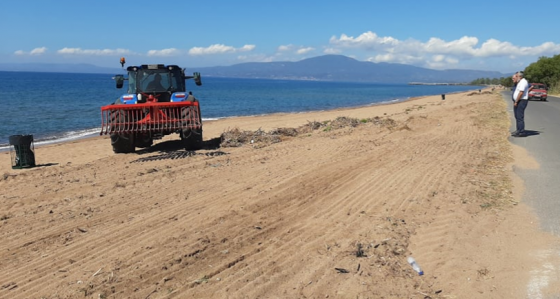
[193,55,506,84]
[0,55,507,83]
[0,63,120,74]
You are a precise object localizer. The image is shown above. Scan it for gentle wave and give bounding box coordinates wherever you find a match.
[0,96,434,151]
[0,128,97,151]
[0,117,224,151]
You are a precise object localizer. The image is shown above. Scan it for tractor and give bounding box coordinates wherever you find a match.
[100,60,203,153]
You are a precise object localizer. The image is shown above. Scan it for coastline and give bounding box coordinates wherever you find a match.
[0,88,478,153]
[0,83,482,152]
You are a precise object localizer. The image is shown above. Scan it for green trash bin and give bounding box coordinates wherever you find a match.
[9,135,36,169]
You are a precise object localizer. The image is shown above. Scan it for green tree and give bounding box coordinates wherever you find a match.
[470,76,513,87]
[523,54,560,93]
[501,76,514,88]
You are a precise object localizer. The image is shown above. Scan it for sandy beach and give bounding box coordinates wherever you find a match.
[2,89,560,298]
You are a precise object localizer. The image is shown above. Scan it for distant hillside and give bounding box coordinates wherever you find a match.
[0,55,506,83]
[0,63,120,74]
[193,55,506,84]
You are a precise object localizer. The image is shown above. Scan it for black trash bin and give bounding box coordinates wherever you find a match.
[441,94,445,100]
[9,135,36,169]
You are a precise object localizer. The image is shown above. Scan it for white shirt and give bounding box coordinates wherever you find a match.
[514,78,529,100]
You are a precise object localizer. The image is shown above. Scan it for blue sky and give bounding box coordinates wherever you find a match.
[1,0,559,73]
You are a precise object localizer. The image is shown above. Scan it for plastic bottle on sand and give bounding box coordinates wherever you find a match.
[407,256,424,275]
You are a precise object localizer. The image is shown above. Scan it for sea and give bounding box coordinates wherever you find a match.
[0,71,481,149]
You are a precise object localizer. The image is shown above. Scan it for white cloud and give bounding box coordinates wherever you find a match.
[30,47,47,55]
[425,55,460,69]
[330,31,400,50]
[296,47,315,55]
[240,45,256,51]
[147,48,181,56]
[14,47,47,55]
[368,53,423,65]
[278,44,294,52]
[14,31,554,72]
[421,36,479,55]
[446,57,459,64]
[276,44,314,55]
[323,47,341,54]
[189,44,255,55]
[367,54,393,63]
[330,31,560,69]
[432,55,446,63]
[473,39,560,57]
[57,48,132,56]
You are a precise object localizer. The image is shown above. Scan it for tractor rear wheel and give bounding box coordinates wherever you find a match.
[181,128,203,151]
[111,134,135,153]
[109,110,135,153]
[135,134,153,148]
[181,107,203,151]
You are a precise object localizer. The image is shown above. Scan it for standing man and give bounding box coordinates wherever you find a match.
[512,71,529,137]
[511,73,518,102]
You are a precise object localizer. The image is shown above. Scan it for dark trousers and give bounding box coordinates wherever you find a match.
[514,100,528,133]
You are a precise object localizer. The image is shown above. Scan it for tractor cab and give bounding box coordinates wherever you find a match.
[114,64,192,103]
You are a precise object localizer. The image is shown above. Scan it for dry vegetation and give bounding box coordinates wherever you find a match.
[220,116,402,149]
